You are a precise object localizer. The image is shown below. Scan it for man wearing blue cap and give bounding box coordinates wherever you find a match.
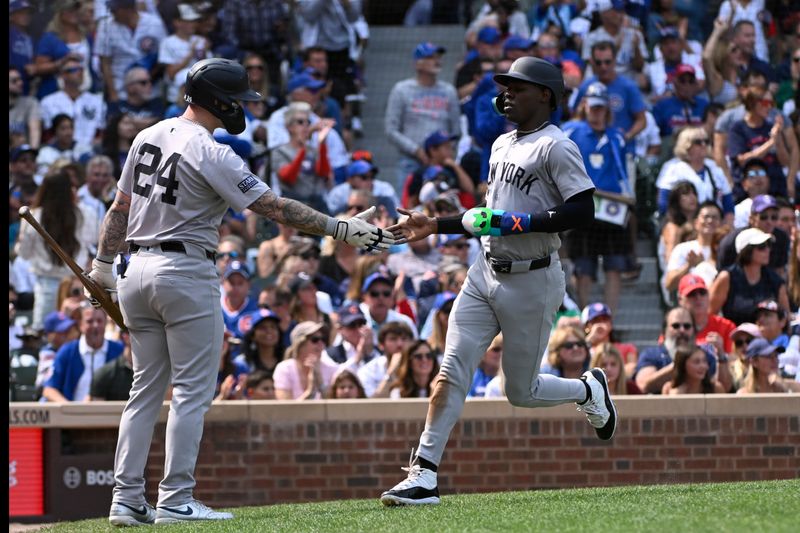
[35,311,79,390]
[221,260,260,340]
[406,131,476,209]
[386,42,461,189]
[359,272,418,343]
[326,160,399,217]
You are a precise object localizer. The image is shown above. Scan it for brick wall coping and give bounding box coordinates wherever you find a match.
[9,394,799,428]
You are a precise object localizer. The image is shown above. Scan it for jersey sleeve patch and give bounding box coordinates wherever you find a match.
[237,175,259,194]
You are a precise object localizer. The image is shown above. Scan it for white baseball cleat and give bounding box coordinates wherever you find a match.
[108,501,156,527]
[154,500,233,524]
[577,368,618,440]
[380,451,440,506]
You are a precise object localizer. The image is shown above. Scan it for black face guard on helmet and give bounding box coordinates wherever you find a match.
[184,58,261,135]
[493,56,565,114]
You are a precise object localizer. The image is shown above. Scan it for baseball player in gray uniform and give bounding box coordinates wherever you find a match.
[381,57,617,506]
[86,58,396,526]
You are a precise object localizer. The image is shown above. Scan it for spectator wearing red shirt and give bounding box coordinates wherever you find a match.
[676,274,734,391]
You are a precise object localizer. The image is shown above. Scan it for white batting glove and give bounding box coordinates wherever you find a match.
[84,258,117,308]
[331,207,397,252]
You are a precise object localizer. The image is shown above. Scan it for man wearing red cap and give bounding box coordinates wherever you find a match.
[676,273,734,391]
[652,64,709,137]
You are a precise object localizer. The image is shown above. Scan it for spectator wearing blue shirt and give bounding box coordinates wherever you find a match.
[221,261,260,341]
[33,0,94,100]
[564,81,632,313]
[42,306,124,402]
[652,64,709,137]
[468,334,503,397]
[572,41,646,144]
[634,307,720,394]
[9,1,35,95]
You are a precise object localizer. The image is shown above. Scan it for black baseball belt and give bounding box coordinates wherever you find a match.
[129,241,216,263]
[485,252,551,274]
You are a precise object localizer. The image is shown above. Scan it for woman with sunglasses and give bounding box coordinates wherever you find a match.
[728,87,791,200]
[273,321,337,400]
[656,127,734,226]
[736,338,788,394]
[271,102,335,215]
[728,322,761,390]
[710,227,790,324]
[389,340,440,399]
[542,326,591,380]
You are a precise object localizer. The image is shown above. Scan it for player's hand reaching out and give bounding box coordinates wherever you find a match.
[387,208,437,244]
[331,206,398,252]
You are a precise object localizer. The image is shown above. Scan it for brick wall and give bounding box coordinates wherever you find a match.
[11,395,800,514]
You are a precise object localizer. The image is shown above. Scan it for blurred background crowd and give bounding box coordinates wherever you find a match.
[8,0,800,404]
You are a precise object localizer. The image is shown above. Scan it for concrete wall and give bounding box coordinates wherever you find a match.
[9,396,800,515]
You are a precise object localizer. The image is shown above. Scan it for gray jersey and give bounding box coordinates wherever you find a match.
[119,117,269,251]
[485,125,594,261]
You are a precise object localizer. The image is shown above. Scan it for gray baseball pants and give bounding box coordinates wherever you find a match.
[112,246,223,507]
[417,253,587,465]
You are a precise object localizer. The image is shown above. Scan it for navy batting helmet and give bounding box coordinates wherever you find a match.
[494,57,565,110]
[184,58,261,135]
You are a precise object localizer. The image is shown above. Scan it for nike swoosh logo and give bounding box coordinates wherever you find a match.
[160,505,194,516]
[118,502,148,515]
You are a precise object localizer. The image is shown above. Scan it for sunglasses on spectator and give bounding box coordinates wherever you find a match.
[746,169,767,178]
[733,336,754,348]
[758,213,778,222]
[245,64,264,71]
[292,118,310,126]
[218,251,239,259]
[559,341,586,350]
[413,351,434,361]
[670,322,693,331]
[129,79,151,86]
[593,59,613,66]
[63,66,84,74]
[369,290,392,298]
[307,336,326,344]
[752,241,771,250]
[691,138,709,146]
[344,320,367,329]
[347,204,366,212]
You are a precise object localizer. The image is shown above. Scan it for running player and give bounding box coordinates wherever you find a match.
[380,57,617,506]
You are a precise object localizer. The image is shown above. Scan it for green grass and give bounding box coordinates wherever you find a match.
[39,479,798,533]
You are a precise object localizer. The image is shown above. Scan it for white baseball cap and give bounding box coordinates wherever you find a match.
[734,228,773,254]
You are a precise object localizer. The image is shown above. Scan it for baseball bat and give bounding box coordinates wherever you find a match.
[18,206,128,332]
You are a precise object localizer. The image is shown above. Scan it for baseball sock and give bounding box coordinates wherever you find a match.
[415,456,438,473]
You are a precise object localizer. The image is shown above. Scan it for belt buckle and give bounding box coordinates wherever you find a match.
[490,257,512,273]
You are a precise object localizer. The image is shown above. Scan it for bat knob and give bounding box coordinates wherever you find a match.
[19,206,29,217]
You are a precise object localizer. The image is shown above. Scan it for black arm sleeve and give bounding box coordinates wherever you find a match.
[530,188,595,233]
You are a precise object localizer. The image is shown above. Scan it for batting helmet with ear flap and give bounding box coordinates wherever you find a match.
[493,57,565,110]
[184,58,261,135]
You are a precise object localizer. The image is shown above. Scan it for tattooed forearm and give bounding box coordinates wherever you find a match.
[249,190,333,237]
[98,195,131,257]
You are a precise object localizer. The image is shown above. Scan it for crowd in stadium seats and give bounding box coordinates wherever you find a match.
[8,0,800,404]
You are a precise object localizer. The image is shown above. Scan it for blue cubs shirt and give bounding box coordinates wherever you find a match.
[564,121,627,194]
[652,96,709,137]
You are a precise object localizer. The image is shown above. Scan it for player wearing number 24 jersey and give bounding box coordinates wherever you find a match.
[87,59,400,527]
[380,57,618,507]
